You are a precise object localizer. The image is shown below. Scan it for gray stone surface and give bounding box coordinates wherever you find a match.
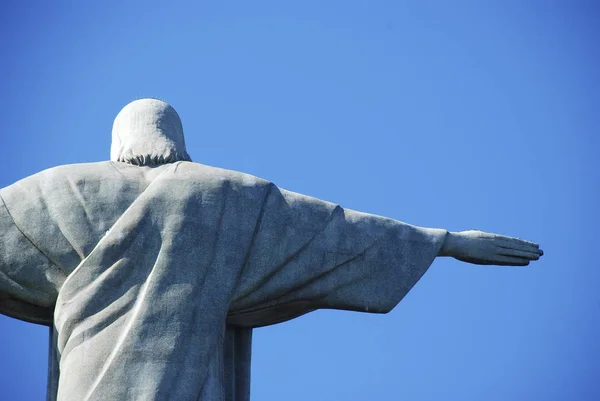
[0,99,543,401]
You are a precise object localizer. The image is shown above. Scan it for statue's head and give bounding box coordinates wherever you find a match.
[111,98,192,166]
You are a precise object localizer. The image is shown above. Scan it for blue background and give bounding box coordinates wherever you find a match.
[1,1,598,400]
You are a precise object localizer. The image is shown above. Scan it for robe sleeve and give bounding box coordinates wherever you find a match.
[0,190,65,325]
[227,185,447,328]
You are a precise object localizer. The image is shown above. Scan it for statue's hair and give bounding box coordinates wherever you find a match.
[115,147,191,166]
[111,98,192,166]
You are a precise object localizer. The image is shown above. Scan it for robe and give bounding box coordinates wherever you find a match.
[0,161,446,401]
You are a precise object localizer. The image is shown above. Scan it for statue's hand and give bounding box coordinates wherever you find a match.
[440,230,543,266]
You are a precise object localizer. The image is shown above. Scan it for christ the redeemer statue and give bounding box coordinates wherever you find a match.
[0,99,543,401]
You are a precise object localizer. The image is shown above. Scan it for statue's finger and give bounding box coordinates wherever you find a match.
[497,239,541,253]
[493,255,530,266]
[497,248,541,260]
[494,235,539,248]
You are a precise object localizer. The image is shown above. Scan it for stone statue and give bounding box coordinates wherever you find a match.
[0,99,543,401]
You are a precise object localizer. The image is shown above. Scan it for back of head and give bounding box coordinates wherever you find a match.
[111,98,191,166]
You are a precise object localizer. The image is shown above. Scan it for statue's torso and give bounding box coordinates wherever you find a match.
[2,161,267,401]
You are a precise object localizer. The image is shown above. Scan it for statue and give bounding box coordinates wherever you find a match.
[0,99,543,401]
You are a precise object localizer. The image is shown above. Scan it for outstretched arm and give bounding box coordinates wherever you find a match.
[439,230,543,266]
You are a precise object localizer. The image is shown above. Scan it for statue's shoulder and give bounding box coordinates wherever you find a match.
[6,161,275,194]
[171,162,273,190]
[5,162,118,189]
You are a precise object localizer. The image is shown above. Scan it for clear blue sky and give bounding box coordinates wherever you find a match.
[1,1,598,400]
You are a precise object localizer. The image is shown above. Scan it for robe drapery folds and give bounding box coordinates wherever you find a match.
[0,161,446,401]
